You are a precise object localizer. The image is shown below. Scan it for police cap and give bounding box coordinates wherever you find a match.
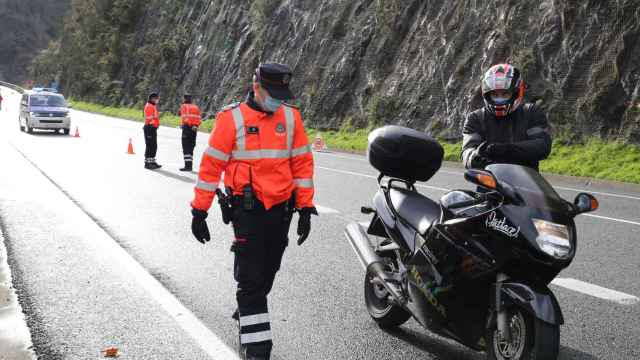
[255,63,295,100]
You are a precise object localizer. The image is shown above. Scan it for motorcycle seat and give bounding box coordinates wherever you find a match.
[389,188,441,234]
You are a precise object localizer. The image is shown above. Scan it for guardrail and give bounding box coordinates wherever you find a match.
[0,81,25,94]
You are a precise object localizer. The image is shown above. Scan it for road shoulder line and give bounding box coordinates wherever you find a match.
[0,230,37,360]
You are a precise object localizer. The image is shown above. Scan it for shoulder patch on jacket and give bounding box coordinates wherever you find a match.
[219,102,240,112]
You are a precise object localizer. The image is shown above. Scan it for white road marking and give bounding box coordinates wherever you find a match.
[316,205,341,215]
[316,166,450,192]
[581,213,640,226]
[316,166,640,227]
[316,151,640,201]
[551,278,639,305]
[554,186,640,201]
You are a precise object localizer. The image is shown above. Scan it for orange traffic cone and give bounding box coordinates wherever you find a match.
[312,134,328,152]
[73,126,80,138]
[126,138,135,154]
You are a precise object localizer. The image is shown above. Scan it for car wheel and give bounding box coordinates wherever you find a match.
[27,122,34,134]
[63,128,70,135]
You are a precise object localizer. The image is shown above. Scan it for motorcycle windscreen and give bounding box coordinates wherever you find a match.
[486,164,570,214]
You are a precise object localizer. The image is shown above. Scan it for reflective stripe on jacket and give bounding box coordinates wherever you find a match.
[191,102,314,211]
[144,102,160,127]
[179,103,201,127]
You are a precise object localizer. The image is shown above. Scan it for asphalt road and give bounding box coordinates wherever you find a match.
[1,87,639,359]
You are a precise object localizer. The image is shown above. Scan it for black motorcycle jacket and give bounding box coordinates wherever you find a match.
[461,104,552,171]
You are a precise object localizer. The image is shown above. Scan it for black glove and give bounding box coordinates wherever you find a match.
[191,208,211,244]
[486,143,512,160]
[296,207,318,246]
[469,142,490,169]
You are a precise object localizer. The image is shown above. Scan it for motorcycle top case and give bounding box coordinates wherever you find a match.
[367,125,444,182]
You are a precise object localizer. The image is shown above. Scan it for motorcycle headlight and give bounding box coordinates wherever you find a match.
[533,219,571,259]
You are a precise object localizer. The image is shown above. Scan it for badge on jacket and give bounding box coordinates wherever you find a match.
[276,123,286,133]
[247,126,259,134]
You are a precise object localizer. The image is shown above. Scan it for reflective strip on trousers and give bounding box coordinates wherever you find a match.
[231,106,246,151]
[205,146,230,162]
[291,145,311,157]
[284,105,295,153]
[240,330,272,344]
[196,179,217,192]
[294,178,314,188]
[232,149,290,160]
[239,313,270,327]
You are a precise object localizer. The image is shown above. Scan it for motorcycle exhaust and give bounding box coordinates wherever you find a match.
[345,222,405,304]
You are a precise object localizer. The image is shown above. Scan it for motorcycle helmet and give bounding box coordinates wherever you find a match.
[481,64,525,117]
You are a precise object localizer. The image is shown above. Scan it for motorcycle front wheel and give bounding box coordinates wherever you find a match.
[363,258,411,329]
[486,307,559,360]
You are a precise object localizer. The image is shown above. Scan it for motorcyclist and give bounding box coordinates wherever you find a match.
[461,64,552,171]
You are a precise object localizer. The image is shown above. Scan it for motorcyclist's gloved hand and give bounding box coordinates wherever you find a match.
[486,143,512,159]
[296,207,318,246]
[191,208,211,244]
[469,142,490,169]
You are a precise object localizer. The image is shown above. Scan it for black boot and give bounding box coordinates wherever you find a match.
[179,161,193,172]
[145,158,162,170]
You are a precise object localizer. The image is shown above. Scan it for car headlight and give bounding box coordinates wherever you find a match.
[533,219,571,259]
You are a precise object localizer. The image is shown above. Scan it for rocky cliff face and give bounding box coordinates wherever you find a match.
[0,0,68,84]
[42,0,640,143]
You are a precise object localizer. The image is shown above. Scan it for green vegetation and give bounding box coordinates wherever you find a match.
[308,129,640,184]
[68,100,214,132]
[69,99,640,184]
[540,139,640,184]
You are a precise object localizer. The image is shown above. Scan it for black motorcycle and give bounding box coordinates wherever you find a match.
[345,126,598,360]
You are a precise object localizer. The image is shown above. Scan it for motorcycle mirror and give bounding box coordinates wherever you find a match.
[464,169,497,190]
[573,193,598,215]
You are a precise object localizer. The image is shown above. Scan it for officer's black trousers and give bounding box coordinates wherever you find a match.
[143,124,158,162]
[181,125,197,165]
[231,198,293,358]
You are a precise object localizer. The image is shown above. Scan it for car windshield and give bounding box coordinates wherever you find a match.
[486,164,569,212]
[30,95,66,107]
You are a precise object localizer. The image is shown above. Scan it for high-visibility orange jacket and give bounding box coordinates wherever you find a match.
[144,102,160,128]
[179,103,202,127]
[191,102,314,211]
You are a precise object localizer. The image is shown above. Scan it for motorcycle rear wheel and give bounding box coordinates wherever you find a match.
[363,261,411,329]
[486,307,559,360]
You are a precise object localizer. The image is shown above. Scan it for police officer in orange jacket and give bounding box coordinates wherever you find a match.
[190,63,316,360]
[143,92,162,170]
[178,94,201,171]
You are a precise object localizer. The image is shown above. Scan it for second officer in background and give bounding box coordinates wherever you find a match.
[143,92,162,170]
[190,63,316,360]
[178,93,201,171]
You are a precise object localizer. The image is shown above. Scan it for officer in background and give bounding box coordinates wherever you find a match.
[462,63,552,171]
[143,92,162,170]
[190,63,316,360]
[178,93,201,171]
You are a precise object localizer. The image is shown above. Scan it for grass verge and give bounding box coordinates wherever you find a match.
[70,100,640,184]
[69,100,214,132]
[308,130,640,184]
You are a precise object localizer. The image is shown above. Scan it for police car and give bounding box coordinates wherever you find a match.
[19,91,71,134]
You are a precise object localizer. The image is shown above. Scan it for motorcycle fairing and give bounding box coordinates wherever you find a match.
[498,282,564,325]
